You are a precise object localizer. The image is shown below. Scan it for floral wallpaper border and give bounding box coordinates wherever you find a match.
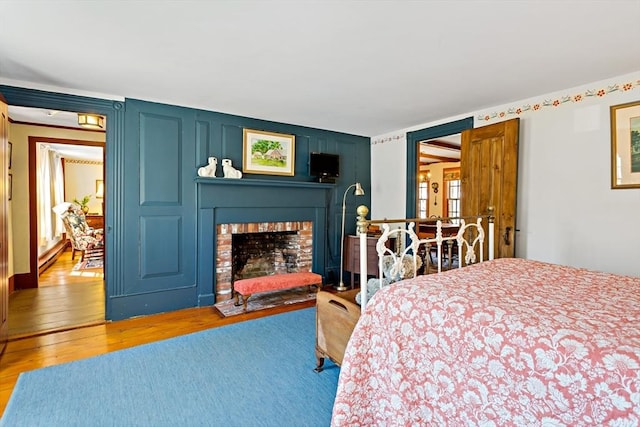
[476,79,640,123]
[372,78,640,145]
[371,133,404,146]
[66,159,103,165]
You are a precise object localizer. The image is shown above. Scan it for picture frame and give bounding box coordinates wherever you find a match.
[610,100,640,189]
[242,129,295,176]
[7,141,12,169]
[96,179,104,198]
[8,173,12,201]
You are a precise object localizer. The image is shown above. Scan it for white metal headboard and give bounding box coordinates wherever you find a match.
[355,205,495,308]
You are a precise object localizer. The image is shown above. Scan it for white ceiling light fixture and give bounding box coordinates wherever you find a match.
[77,113,105,130]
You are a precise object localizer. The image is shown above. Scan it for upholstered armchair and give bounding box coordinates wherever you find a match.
[57,204,104,261]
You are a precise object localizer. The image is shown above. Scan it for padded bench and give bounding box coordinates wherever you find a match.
[234,272,323,311]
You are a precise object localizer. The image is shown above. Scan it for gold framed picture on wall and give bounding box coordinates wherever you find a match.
[96,180,104,198]
[610,100,640,189]
[242,129,295,176]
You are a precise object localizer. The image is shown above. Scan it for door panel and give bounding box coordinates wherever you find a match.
[117,100,197,317]
[461,118,519,258]
[0,94,8,354]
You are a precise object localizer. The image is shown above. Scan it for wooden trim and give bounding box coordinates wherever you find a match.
[13,273,33,291]
[8,275,14,294]
[443,167,461,181]
[422,139,461,151]
[443,186,450,217]
[419,154,460,163]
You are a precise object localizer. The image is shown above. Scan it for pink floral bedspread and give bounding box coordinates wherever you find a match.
[332,258,640,426]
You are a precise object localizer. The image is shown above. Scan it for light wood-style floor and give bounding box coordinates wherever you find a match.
[8,249,105,339]
[0,281,315,417]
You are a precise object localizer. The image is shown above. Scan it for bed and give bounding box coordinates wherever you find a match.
[330,213,640,426]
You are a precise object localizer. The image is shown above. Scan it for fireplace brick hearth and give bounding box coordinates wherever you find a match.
[215,221,313,300]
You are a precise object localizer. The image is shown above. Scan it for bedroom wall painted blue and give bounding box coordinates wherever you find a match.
[2,86,371,320]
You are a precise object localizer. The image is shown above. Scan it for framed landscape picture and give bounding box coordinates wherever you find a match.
[242,129,295,176]
[610,100,640,189]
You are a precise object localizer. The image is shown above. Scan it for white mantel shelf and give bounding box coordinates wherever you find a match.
[195,177,335,189]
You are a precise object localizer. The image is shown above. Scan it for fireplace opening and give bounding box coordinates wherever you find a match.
[232,231,300,280]
[215,221,314,300]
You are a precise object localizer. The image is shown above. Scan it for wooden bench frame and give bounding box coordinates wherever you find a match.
[233,272,323,311]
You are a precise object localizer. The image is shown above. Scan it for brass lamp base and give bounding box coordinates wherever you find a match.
[334,282,349,292]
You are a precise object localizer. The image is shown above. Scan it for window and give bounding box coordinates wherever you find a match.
[418,180,428,218]
[447,179,461,224]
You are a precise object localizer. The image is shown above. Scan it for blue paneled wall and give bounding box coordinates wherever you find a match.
[1,86,371,320]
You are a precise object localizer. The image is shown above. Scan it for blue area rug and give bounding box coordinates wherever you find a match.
[0,309,340,427]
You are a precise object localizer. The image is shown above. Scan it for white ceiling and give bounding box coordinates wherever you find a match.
[1,1,639,137]
[420,135,461,165]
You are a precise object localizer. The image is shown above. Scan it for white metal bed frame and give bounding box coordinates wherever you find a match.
[354,205,495,308]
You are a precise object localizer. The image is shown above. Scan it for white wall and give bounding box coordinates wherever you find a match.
[371,71,640,277]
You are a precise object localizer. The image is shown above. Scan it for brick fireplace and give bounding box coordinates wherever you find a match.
[196,179,334,307]
[215,221,313,301]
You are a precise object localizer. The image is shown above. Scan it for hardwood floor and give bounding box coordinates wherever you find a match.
[0,285,316,417]
[8,249,105,339]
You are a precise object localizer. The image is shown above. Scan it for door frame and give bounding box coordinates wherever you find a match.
[1,84,124,320]
[28,137,105,288]
[406,117,473,219]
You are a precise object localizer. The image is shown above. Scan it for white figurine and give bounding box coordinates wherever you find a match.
[197,157,217,177]
[222,158,242,179]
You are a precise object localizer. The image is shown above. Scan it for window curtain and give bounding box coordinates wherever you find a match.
[36,145,65,248]
[51,150,65,237]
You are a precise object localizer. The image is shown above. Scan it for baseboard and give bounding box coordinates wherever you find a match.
[38,240,69,274]
[13,272,35,290]
[8,275,15,293]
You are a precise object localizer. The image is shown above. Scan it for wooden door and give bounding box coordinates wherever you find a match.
[0,94,8,355]
[461,118,519,259]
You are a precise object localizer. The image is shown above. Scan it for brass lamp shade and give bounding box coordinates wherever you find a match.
[77,113,105,130]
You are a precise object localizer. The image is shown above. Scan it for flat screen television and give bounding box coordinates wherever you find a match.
[309,152,340,183]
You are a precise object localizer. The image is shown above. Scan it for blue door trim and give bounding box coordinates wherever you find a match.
[1,85,124,320]
[405,117,473,219]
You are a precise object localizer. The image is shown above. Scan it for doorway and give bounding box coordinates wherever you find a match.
[6,108,107,338]
[407,117,473,219]
[408,117,520,259]
[417,134,461,219]
[30,137,105,288]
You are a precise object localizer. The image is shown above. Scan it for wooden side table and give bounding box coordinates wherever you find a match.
[343,235,394,288]
[85,215,104,229]
[315,289,360,371]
